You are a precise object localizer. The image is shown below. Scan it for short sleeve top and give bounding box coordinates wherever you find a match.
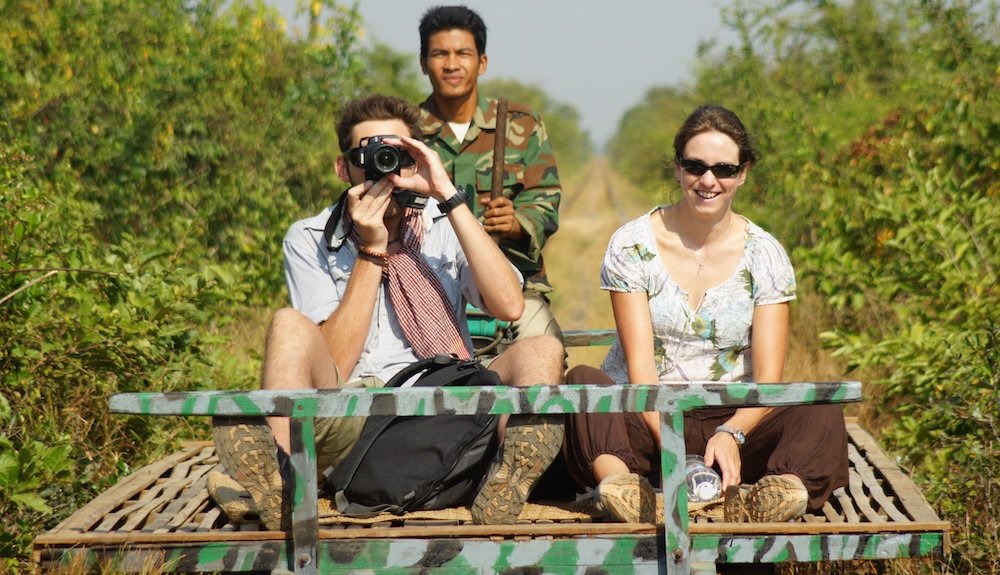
[281,201,518,383]
[600,207,796,384]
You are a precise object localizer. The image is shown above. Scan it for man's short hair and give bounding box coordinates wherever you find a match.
[336,95,421,153]
[419,5,487,60]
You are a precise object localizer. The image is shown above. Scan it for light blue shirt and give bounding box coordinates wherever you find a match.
[283,198,521,383]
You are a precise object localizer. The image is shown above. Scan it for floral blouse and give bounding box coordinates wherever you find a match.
[600,207,796,384]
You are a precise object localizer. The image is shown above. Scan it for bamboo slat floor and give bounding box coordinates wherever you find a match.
[35,418,949,572]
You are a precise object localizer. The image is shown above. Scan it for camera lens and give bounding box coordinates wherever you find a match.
[372,145,401,174]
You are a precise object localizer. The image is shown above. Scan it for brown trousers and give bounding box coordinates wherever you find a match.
[561,365,850,511]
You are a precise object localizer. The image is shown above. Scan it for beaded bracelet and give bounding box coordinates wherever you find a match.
[357,246,389,266]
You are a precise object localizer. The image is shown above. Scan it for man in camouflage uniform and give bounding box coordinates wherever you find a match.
[417,5,564,351]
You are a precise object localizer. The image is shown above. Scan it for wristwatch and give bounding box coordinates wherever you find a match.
[715,425,746,446]
[437,187,468,215]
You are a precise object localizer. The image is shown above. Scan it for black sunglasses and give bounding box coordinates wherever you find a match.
[679,158,745,179]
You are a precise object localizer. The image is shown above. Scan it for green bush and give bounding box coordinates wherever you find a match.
[1,124,230,569]
[0,0,375,567]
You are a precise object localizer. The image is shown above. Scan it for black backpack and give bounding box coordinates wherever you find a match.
[327,354,500,516]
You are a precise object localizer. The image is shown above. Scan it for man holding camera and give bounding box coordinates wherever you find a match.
[208,95,565,530]
[417,5,564,349]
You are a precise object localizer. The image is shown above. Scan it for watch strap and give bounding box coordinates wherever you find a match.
[715,424,746,446]
[438,187,468,215]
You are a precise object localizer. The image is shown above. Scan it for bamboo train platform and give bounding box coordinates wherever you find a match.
[35,332,949,574]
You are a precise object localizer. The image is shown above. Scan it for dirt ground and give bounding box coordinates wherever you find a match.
[545,156,651,369]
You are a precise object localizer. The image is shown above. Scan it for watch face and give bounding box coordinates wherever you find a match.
[718,426,745,445]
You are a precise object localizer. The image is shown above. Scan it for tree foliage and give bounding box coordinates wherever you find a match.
[0,0,370,567]
[606,86,700,204]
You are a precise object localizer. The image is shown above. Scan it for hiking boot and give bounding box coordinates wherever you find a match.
[594,473,656,523]
[723,484,752,522]
[470,414,564,525]
[207,469,255,524]
[724,475,807,522]
[211,417,290,531]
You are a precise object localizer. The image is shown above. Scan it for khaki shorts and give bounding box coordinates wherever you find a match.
[313,375,384,478]
[510,289,565,343]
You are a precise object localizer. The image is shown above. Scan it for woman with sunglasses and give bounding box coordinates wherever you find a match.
[559,104,849,526]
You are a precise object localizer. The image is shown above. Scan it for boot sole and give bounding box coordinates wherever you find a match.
[211,417,288,530]
[724,476,807,522]
[470,415,564,525]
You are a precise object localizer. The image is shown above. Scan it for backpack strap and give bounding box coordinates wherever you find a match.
[383,354,459,388]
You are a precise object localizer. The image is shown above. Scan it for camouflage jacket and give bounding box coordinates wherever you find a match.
[418,95,561,290]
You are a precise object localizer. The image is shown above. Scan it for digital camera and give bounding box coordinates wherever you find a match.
[354,135,417,182]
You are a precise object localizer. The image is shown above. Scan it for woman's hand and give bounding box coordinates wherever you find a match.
[705,432,743,489]
[346,178,394,251]
[383,135,457,202]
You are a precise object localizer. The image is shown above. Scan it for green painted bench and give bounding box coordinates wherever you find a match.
[34,329,949,574]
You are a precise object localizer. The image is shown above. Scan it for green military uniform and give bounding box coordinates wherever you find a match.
[419,95,564,347]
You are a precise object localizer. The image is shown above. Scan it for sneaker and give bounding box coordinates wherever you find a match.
[207,469,255,524]
[595,473,656,523]
[724,475,807,523]
[211,417,290,531]
[470,414,564,525]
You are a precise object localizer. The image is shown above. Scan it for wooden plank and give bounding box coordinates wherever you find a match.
[197,508,221,532]
[847,467,884,522]
[99,449,215,533]
[834,487,859,523]
[846,421,943,523]
[36,530,290,546]
[848,443,909,522]
[51,443,211,533]
[107,481,176,532]
[149,468,213,533]
[36,513,951,549]
[167,445,215,480]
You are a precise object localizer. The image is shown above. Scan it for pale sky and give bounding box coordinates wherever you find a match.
[270,1,738,148]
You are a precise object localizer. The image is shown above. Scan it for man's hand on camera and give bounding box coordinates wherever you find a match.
[383,136,457,203]
[480,196,524,239]
[346,178,392,251]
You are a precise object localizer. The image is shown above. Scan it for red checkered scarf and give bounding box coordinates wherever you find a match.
[346,207,469,360]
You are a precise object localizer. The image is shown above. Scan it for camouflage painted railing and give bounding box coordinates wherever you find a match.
[110,381,861,575]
